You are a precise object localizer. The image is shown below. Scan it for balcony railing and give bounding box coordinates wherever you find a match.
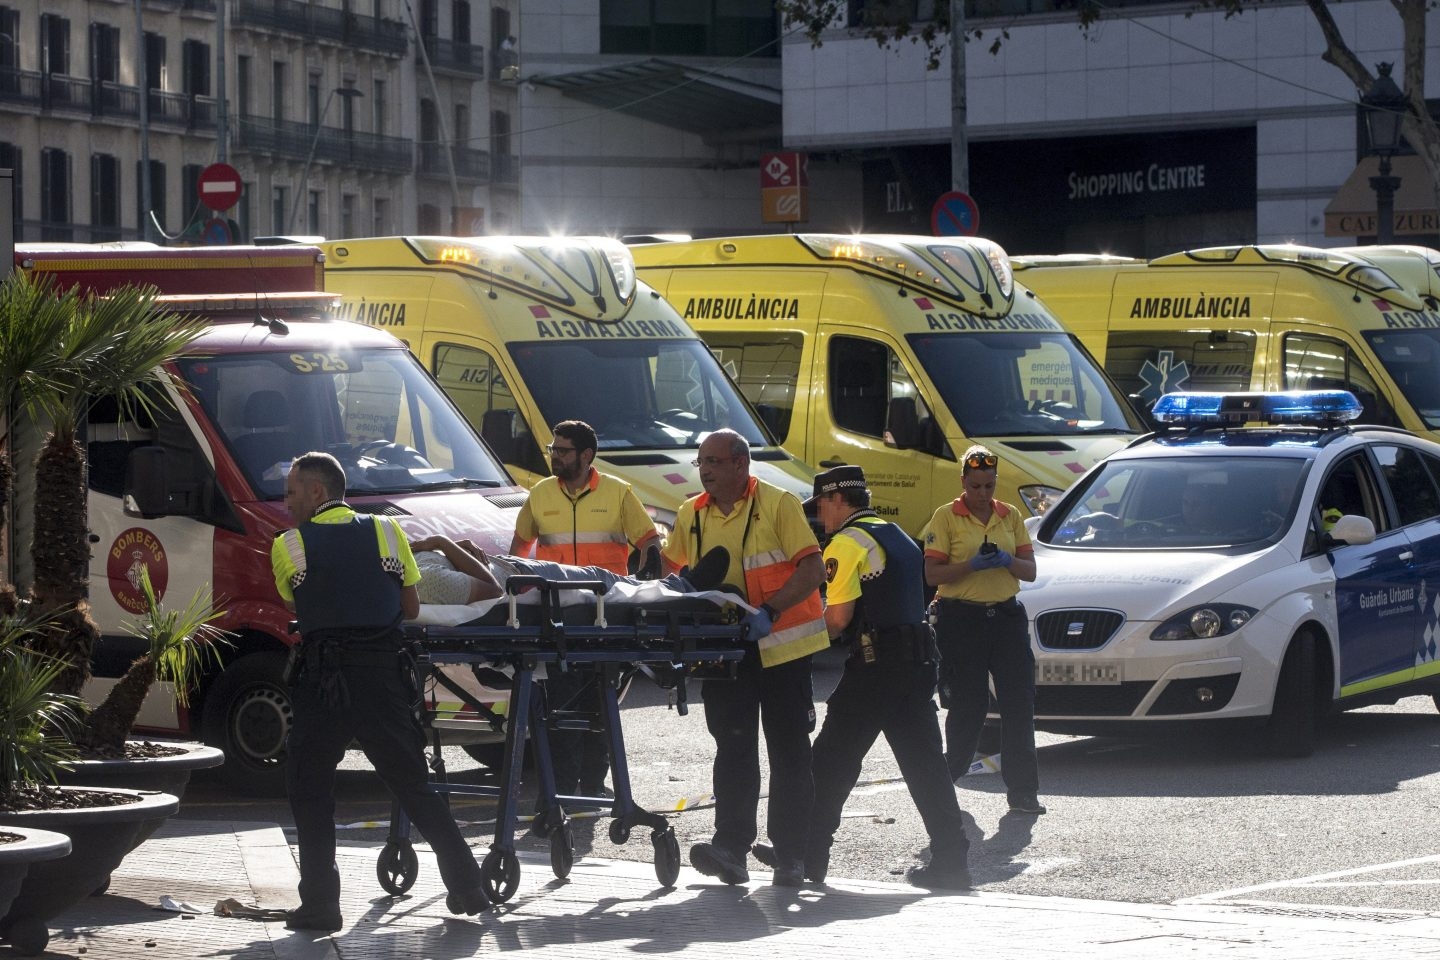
[232,0,409,57]
[421,36,485,76]
[418,143,491,182]
[235,114,414,174]
[1,69,213,129]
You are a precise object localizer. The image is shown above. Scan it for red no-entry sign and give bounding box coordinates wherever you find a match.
[196,163,242,213]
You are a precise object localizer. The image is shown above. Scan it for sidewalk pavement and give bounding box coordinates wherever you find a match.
[36,819,1440,959]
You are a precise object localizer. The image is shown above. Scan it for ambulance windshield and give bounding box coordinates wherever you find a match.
[1364,328,1440,429]
[508,338,769,450]
[178,347,511,498]
[907,331,1141,438]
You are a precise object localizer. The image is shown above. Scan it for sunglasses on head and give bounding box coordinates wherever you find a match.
[964,453,998,471]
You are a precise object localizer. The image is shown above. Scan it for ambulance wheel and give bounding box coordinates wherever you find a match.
[1265,632,1317,758]
[377,840,419,894]
[201,651,291,797]
[550,824,575,879]
[481,849,521,903]
[653,829,681,888]
[609,820,630,845]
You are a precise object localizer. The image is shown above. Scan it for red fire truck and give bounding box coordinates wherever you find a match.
[5,244,524,795]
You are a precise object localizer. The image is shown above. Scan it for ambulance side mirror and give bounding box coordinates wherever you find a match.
[1324,514,1376,548]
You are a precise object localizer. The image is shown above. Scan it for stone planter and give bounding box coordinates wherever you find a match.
[57,741,224,801]
[0,828,70,926]
[0,787,179,956]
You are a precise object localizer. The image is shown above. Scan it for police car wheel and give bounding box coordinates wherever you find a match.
[1264,633,1317,758]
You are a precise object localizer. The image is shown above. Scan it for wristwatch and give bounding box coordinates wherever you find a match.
[760,602,781,621]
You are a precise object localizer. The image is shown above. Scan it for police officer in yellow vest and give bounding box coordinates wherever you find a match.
[754,465,971,889]
[661,428,827,887]
[272,452,489,933]
[510,420,661,801]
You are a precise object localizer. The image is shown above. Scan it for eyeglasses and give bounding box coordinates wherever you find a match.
[545,444,578,456]
[691,456,735,468]
[964,453,999,471]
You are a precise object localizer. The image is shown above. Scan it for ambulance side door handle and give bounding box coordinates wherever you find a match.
[1399,550,1414,562]
[819,459,846,468]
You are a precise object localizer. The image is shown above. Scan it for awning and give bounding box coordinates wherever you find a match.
[530,59,780,140]
[1324,155,1439,237]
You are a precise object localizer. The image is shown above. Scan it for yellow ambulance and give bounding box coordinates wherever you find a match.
[319,235,813,538]
[630,234,1144,535]
[1011,245,1440,437]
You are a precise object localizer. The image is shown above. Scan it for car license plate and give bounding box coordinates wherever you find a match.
[1035,660,1122,684]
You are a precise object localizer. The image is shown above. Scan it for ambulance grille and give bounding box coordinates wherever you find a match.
[1036,609,1124,650]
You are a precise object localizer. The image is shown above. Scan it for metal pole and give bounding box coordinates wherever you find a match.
[404,0,462,232]
[136,0,153,241]
[950,0,968,193]
[1371,154,1400,244]
[288,88,336,235]
[216,0,227,162]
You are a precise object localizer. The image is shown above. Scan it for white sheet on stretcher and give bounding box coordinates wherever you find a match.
[411,581,756,724]
[410,579,757,628]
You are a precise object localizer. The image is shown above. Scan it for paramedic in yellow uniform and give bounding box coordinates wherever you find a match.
[923,445,1045,816]
[662,428,827,887]
[509,419,660,801]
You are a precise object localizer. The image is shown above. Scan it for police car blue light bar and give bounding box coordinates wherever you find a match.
[1151,390,1362,426]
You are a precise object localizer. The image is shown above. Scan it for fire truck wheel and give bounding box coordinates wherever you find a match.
[480,849,521,903]
[202,651,292,797]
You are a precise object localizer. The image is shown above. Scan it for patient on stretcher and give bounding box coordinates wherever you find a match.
[409,535,734,623]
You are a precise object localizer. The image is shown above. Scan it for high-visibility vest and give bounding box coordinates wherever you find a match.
[679,478,828,668]
[520,470,647,573]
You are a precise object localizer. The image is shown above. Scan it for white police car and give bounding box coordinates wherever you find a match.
[1024,390,1440,756]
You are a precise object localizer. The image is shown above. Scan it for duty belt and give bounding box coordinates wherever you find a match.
[852,622,937,665]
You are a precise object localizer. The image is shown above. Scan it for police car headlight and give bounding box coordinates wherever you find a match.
[1151,604,1256,641]
[1018,484,1064,517]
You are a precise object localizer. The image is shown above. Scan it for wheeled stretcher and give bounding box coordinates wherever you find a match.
[378,575,749,903]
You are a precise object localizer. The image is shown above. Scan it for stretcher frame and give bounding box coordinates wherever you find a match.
[378,575,748,903]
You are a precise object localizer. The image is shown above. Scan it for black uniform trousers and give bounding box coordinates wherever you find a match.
[544,670,611,796]
[810,654,969,865]
[286,647,483,909]
[701,651,815,863]
[935,597,1040,801]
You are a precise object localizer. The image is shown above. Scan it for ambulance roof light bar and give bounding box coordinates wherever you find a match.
[1151,390,1363,427]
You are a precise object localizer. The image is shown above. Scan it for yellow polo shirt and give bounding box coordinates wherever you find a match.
[921,497,1032,603]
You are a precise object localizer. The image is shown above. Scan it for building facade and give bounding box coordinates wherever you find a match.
[0,0,518,244]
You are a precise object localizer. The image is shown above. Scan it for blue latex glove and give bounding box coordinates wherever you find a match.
[991,547,1013,569]
[969,551,1000,571]
[741,606,775,640]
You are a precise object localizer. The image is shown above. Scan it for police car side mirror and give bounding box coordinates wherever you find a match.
[1324,514,1376,548]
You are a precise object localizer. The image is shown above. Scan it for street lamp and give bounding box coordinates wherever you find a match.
[1361,62,1407,244]
[287,86,363,234]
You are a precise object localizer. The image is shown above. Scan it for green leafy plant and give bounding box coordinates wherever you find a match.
[77,568,230,754]
[0,608,84,808]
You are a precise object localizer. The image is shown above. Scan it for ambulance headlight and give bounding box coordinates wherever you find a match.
[1152,604,1255,641]
[1017,484,1064,517]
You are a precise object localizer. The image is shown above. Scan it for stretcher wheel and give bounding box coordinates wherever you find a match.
[377,840,419,894]
[653,828,681,888]
[550,823,575,879]
[608,820,630,845]
[481,849,522,903]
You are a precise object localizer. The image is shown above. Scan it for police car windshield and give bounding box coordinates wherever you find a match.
[1043,455,1307,550]
[178,348,511,499]
[906,332,1141,438]
[1363,328,1440,429]
[507,338,768,450]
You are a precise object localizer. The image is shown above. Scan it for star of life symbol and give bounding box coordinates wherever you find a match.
[1137,350,1191,405]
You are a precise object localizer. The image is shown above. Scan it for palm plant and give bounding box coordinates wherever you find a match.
[1,273,208,695]
[77,568,230,754]
[0,276,75,615]
[0,608,84,809]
